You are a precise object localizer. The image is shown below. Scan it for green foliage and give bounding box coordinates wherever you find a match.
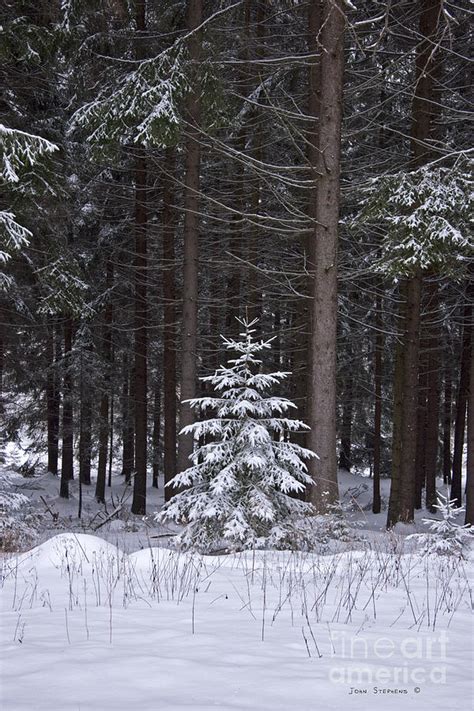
[356,158,473,278]
[70,43,190,149]
[0,13,61,67]
[1,124,58,291]
[1,125,58,187]
[36,255,93,318]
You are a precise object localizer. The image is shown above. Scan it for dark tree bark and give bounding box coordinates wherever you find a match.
[177,0,203,475]
[387,0,442,526]
[443,354,452,485]
[152,380,161,489]
[79,346,92,485]
[108,379,114,488]
[451,293,472,506]
[121,353,134,483]
[162,149,177,500]
[131,0,149,515]
[131,149,148,514]
[0,315,4,416]
[247,0,265,322]
[289,0,322,465]
[424,280,440,511]
[60,317,74,498]
[96,261,114,504]
[414,341,428,509]
[372,287,383,514]
[397,275,423,523]
[307,0,344,510]
[46,321,60,475]
[465,328,474,525]
[339,342,353,472]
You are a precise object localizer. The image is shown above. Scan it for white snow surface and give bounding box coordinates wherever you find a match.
[1,532,473,710]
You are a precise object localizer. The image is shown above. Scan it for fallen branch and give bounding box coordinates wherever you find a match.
[93,505,123,531]
[40,496,59,523]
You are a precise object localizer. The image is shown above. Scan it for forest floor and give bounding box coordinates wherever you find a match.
[0,442,473,710]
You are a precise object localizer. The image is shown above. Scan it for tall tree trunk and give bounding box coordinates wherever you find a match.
[290,0,322,463]
[451,293,472,506]
[108,379,114,488]
[152,380,161,489]
[372,286,383,513]
[414,342,428,509]
[465,328,474,525]
[0,315,4,416]
[387,0,442,526]
[79,346,92,485]
[96,261,113,504]
[307,0,344,510]
[387,333,404,527]
[443,352,452,485]
[339,342,353,472]
[424,280,440,511]
[121,353,134,483]
[397,275,423,523]
[247,0,265,322]
[46,321,60,475]
[177,0,202,475]
[60,317,74,498]
[225,0,250,339]
[162,149,177,499]
[131,149,148,514]
[131,0,149,515]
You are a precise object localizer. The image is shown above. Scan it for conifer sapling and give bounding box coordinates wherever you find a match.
[155,318,317,552]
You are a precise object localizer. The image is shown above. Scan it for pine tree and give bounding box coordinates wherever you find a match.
[156,318,316,552]
[0,124,57,292]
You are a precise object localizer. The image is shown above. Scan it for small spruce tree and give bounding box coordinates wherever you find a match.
[156,318,316,552]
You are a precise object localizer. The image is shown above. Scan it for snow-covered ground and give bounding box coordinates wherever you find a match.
[1,443,473,710]
[1,531,473,710]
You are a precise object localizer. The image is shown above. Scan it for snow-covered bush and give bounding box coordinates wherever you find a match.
[409,494,474,557]
[265,507,362,553]
[155,318,317,552]
[0,468,39,551]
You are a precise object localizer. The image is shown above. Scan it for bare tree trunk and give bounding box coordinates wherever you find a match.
[451,294,472,506]
[46,321,60,475]
[131,0,149,515]
[247,0,265,322]
[372,287,383,513]
[387,0,442,526]
[0,315,4,415]
[79,346,92,485]
[152,379,161,489]
[131,148,148,514]
[307,0,344,510]
[121,353,134,483]
[424,280,440,511]
[108,366,115,488]
[387,334,403,527]
[177,0,202,475]
[339,342,353,472]
[60,317,74,498]
[162,149,177,499]
[397,274,423,523]
[289,0,322,465]
[414,342,428,509]
[443,351,452,485]
[96,261,113,503]
[465,328,474,525]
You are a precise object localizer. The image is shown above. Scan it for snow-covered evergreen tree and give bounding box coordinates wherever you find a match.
[1,124,58,292]
[354,156,473,278]
[155,318,317,552]
[409,494,474,557]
